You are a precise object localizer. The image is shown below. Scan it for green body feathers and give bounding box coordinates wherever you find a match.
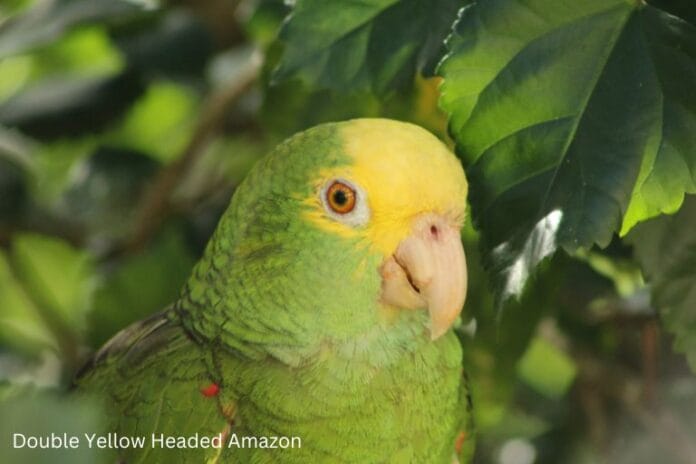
[77,119,474,463]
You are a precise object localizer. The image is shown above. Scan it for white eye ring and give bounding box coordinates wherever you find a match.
[320,178,370,227]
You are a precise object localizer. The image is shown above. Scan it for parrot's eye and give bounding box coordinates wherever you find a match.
[326,181,356,214]
[320,179,370,227]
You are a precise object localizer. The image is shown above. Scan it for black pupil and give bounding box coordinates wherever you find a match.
[333,189,348,206]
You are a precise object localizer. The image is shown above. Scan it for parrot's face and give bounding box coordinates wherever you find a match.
[300,119,468,340]
[199,118,468,350]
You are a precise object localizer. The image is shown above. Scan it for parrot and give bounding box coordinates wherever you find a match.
[76,118,474,463]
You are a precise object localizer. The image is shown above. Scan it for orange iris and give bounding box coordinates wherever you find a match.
[326,181,356,214]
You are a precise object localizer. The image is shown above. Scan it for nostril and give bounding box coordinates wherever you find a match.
[430,225,439,238]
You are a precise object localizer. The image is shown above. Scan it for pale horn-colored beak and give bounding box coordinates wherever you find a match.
[379,213,467,339]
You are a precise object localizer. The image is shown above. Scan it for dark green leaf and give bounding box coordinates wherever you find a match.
[439,0,696,299]
[0,70,146,139]
[262,78,382,137]
[0,157,27,224]
[272,0,466,95]
[263,39,452,139]
[628,195,696,371]
[88,229,194,347]
[59,146,158,246]
[648,0,696,26]
[111,10,214,79]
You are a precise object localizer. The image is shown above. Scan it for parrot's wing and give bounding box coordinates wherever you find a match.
[76,310,232,464]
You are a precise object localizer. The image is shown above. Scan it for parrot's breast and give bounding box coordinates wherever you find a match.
[214,331,466,463]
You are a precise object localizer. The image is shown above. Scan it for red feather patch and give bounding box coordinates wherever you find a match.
[200,383,220,397]
[455,431,467,454]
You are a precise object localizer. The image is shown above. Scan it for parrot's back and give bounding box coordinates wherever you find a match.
[76,310,229,463]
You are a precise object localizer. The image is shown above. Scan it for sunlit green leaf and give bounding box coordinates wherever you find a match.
[11,234,95,333]
[30,26,124,78]
[439,0,696,300]
[0,56,32,102]
[110,82,199,162]
[0,252,56,354]
[517,336,577,399]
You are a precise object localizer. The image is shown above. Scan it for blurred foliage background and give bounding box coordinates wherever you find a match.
[1,1,696,463]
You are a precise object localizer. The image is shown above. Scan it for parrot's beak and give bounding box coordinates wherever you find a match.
[379,213,467,339]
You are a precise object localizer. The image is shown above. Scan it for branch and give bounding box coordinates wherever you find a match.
[576,350,696,464]
[127,52,261,251]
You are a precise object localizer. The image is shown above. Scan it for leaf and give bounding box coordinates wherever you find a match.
[31,138,100,203]
[0,157,27,223]
[109,81,199,163]
[244,0,290,48]
[517,336,577,399]
[263,42,451,139]
[11,234,95,334]
[0,392,107,464]
[0,24,124,104]
[30,25,125,78]
[0,55,32,102]
[648,0,696,26]
[438,0,696,300]
[262,76,382,137]
[59,146,159,245]
[620,10,696,234]
[0,0,145,59]
[111,10,214,79]
[88,228,195,347]
[0,70,146,139]
[628,195,696,371]
[0,251,56,354]
[460,225,571,430]
[0,0,35,19]
[272,0,466,95]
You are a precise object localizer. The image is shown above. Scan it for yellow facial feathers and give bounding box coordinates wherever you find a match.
[304,119,468,256]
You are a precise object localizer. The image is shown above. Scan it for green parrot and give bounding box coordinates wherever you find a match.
[77,118,474,463]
